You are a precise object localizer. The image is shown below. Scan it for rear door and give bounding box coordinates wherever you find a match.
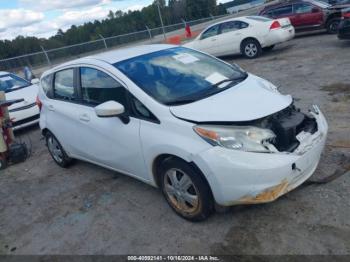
[196,24,221,55]
[218,20,250,55]
[45,68,83,156]
[267,5,294,24]
[292,2,323,28]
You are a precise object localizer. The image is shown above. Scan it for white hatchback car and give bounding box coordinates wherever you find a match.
[38,45,327,221]
[0,71,40,129]
[184,16,295,58]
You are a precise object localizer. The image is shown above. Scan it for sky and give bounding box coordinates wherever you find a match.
[0,0,231,40]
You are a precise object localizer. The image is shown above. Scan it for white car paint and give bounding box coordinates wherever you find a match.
[170,74,293,122]
[0,71,40,129]
[184,16,295,57]
[38,45,327,210]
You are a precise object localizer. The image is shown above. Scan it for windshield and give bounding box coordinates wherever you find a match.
[114,47,247,105]
[312,0,331,8]
[0,74,30,93]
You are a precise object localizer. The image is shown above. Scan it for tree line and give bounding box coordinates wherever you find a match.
[0,0,227,61]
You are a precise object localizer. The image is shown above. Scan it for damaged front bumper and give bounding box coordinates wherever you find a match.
[193,106,328,206]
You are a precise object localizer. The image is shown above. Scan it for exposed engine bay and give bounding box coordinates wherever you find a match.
[251,104,318,152]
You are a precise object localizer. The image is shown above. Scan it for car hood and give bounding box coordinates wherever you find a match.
[169,74,293,122]
[328,4,350,10]
[5,84,38,110]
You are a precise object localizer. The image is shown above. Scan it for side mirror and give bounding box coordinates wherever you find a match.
[31,78,39,85]
[312,7,320,13]
[95,101,125,117]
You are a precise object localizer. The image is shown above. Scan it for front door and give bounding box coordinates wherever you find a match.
[292,3,323,28]
[196,24,221,55]
[72,66,147,179]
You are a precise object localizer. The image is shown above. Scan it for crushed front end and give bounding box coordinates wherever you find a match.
[193,104,328,206]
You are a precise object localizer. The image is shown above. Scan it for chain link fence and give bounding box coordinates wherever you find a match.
[0,14,233,78]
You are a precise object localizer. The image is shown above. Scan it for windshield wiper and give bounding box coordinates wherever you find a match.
[212,73,248,88]
[165,99,197,106]
[166,73,248,106]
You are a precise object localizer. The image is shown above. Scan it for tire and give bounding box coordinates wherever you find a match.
[45,131,73,168]
[159,158,214,221]
[0,158,7,170]
[262,45,275,52]
[241,38,262,59]
[326,18,341,34]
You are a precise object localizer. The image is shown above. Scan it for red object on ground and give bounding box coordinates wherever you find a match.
[166,35,182,45]
[185,24,192,38]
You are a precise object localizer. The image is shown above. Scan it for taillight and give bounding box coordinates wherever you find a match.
[36,96,42,111]
[343,12,350,19]
[270,20,281,30]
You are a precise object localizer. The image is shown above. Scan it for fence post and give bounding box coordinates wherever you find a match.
[146,26,152,43]
[156,0,167,41]
[99,34,108,49]
[40,46,51,67]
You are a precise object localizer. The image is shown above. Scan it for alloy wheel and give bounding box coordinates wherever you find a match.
[47,136,63,163]
[163,168,199,214]
[245,43,258,57]
[329,21,340,34]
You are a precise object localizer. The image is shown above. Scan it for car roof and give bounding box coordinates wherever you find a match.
[58,44,175,67]
[261,0,330,11]
[42,44,179,78]
[201,15,266,31]
[0,71,10,76]
[261,0,308,11]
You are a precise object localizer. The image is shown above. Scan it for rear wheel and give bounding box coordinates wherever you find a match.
[46,132,72,168]
[159,158,214,221]
[326,18,341,34]
[241,39,262,59]
[263,45,275,52]
[0,157,7,170]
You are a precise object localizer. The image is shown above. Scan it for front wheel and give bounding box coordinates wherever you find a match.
[241,39,262,59]
[159,158,214,221]
[326,18,341,34]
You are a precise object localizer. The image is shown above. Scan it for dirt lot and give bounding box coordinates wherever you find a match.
[1,33,350,255]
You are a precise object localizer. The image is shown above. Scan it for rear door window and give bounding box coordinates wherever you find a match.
[293,3,313,14]
[41,74,53,98]
[220,21,249,34]
[54,69,76,101]
[220,21,241,34]
[270,5,293,17]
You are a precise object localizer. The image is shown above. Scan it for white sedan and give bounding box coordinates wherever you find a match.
[0,71,40,129]
[184,16,295,58]
[38,45,327,221]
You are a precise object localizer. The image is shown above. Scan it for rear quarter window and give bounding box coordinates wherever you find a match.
[41,74,53,97]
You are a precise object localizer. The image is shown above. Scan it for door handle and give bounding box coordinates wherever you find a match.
[79,114,90,122]
[211,38,217,41]
[48,105,55,111]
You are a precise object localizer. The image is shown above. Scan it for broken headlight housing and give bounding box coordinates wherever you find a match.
[194,125,277,153]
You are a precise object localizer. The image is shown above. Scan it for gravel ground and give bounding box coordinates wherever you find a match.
[0,33,349,255]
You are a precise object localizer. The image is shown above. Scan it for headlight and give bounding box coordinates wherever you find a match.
[193,125,276,153]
